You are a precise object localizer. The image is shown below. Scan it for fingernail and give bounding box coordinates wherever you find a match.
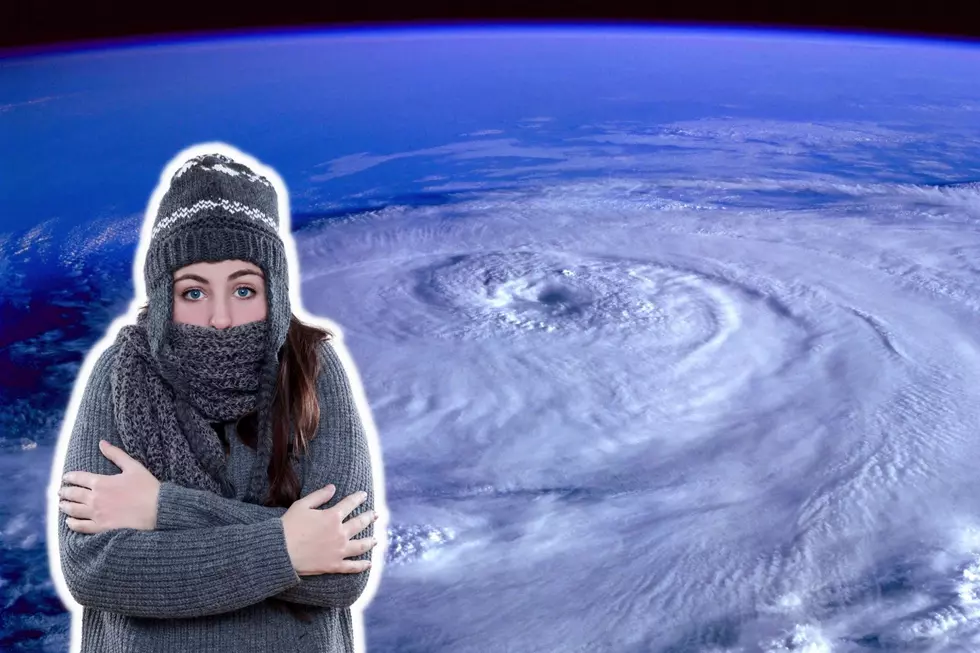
[373,512,380,522]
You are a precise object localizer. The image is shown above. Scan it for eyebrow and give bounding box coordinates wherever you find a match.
[173,269,264,285]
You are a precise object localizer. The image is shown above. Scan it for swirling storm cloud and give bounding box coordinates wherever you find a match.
[300,176,980,652]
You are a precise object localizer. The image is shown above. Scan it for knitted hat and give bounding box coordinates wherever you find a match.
[143,151,291,503]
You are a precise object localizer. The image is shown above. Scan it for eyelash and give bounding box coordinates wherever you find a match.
[180,285,258,301]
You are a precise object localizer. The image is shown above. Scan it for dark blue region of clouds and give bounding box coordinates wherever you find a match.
[0,544,70,652]
[0,246,133,452]
[0,224,138,649]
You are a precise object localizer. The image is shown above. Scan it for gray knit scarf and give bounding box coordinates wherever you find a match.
[110,310,269,499]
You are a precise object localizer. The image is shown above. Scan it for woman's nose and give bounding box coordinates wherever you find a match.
[210,299,232,328]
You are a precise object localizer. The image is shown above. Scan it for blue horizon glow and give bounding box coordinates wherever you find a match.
[3,20,980,63]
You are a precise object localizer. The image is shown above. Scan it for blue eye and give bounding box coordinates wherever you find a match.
[180,286,256,301]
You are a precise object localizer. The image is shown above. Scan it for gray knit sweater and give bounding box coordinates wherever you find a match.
[57,339,376,652]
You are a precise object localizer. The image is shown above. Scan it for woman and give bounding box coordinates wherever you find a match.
[52,149,382,652]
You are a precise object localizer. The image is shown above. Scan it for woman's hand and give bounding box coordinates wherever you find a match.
[59,440,162,534]
[281,484,378,576]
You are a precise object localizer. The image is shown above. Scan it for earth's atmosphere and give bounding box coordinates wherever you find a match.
[2,26,980,653]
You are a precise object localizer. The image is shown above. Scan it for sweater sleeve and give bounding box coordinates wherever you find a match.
[153,339,378,609]
[55,343,303,619]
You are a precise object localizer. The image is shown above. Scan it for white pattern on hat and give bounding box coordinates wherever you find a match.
[152,198,277,237]
[202,161,273,187]
[212,163,240,177]
[174,158,200,179]
[172,154,272,188]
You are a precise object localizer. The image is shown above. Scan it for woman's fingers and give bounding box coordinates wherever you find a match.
[62,471,100,490]
[299,483,337,508]
[59,485,87,503]
[354,536,377,555]
[298,486,371,519]
[343,510,378,538]
[59,500,91,520]
[59,484,97,532]
[340,535,378,560]
[64,517,97,534]
[331,490,369,518]
[335,558,373,574]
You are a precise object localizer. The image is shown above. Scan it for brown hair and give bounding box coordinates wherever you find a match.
[137,303,334,622]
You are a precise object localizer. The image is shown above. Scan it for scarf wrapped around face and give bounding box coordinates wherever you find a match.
[110,310,270,498]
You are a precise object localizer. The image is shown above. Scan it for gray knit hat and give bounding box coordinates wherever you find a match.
[143,151,291,503]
